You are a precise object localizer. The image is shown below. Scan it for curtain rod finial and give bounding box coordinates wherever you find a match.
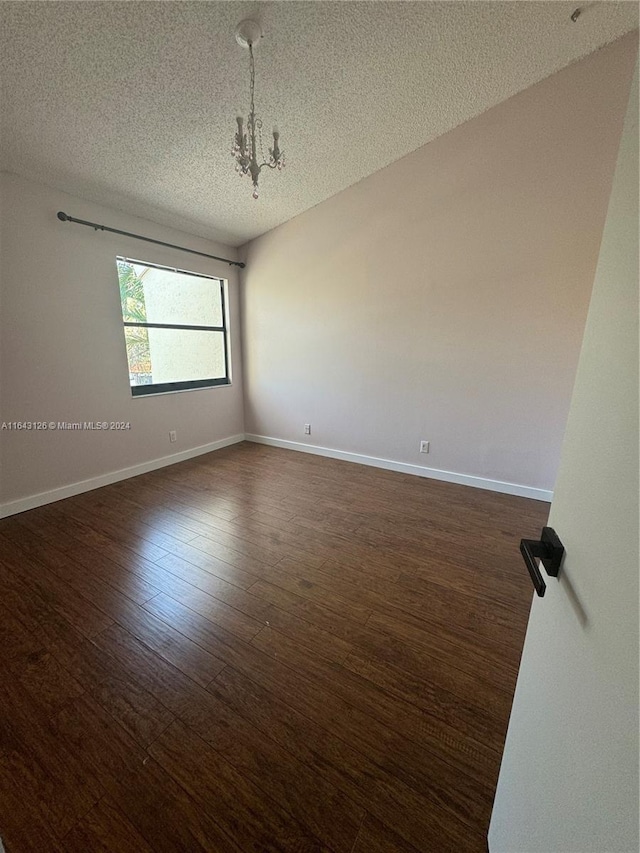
[57,211,69,221]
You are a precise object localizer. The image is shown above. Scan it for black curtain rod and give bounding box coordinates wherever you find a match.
[56,211,245,269]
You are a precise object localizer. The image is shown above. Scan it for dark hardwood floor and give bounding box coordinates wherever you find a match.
[0,441,548,852]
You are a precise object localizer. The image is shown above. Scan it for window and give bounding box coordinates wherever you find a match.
[116,257,230,396]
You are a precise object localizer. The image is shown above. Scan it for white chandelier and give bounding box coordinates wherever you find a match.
[231,19,285,199]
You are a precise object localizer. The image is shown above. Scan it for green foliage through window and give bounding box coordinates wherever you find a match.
[118,259,147,323]
[117,260,152,378]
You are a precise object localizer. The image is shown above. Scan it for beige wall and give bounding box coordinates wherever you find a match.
[0,172,244,509]
[240,34,637,494]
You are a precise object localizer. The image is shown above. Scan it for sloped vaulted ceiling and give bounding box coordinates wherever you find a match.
[0,1,637,246]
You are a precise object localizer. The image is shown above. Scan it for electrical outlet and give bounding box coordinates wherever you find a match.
[169,430,177,443]
[420,440,429,454]
[304,423,311,435]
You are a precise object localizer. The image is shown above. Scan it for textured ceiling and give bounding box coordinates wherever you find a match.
[0,2,637,247]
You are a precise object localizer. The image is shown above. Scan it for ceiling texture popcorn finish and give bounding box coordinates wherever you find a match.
[0,1,637,247]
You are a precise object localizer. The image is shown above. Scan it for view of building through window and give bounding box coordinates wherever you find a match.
[116,257,229,396]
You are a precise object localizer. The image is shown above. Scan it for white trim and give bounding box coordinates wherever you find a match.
[0,434,245,519]
[245,434,553,502]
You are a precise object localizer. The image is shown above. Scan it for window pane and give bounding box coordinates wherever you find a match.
[136,266,223,327]
[117,257,229,394]
[123,328,226,387]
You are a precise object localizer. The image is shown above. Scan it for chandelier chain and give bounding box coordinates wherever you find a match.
[249,46,268,165]
[249,44,255,135]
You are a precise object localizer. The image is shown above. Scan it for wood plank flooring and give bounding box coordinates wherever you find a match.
[0,441,548,852]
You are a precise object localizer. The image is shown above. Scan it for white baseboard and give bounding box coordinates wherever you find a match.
[0,431,552,518]
[245,434,553,502]
[0,433,245,519]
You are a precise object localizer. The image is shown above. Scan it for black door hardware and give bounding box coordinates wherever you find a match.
[520,527,565,598]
